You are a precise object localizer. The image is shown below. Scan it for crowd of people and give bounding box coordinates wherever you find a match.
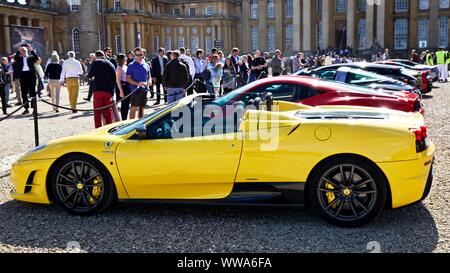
[0,44,445,128]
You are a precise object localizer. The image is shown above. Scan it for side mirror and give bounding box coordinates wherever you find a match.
[135,124,148,139]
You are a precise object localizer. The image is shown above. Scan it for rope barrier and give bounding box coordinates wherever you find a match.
[148,78,201,98]
[39,86,144,112]
[0,73,264,122]
[200,72,267,89]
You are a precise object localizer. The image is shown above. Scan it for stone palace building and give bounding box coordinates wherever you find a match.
[1,0,450,58]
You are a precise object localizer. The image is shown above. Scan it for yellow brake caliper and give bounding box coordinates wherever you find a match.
[325,181,337,208]
[89,176,103,205]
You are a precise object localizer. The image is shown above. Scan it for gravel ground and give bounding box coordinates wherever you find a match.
[0,84,449,253]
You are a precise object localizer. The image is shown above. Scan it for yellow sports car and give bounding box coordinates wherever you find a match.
[10,94,435,227]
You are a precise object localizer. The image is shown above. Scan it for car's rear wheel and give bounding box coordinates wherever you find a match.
[51,155,116,215]
[308,157,387,227]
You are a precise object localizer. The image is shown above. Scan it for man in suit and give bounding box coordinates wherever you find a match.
[229,47,240,73]
[151,48,168,105]
[14,44,39,115]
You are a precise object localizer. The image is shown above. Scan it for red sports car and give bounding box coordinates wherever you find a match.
[214,76,424,114]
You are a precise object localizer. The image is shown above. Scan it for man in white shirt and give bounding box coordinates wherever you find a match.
[179,47,195,80]
[382,48,390,61]
[60,51,83,113]
[179,47,195,95]
[194,49,208,93]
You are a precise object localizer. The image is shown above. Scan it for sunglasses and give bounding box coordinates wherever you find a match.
[136,54,144,57]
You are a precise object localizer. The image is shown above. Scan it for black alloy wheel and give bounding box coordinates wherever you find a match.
[309,158,387,227]
[51,155,116,215]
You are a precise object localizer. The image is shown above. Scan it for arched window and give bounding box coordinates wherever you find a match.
[72,28,81,53]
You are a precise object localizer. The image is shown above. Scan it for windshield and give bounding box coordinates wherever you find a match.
[347,69,395,82]
[320,81,393,96]
[213,80,261,106]
[111,102,178,135]
[392,62,416,70]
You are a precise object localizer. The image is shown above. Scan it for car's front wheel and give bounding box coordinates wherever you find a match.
[51,155,116,215]
[308,157,387,227]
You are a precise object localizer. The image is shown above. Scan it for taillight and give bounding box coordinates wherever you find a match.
[410,126,428,152]
[420,125,427,138]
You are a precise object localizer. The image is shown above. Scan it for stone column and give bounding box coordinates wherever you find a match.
[141,23,146,49]
[149,25,154,52]
[212,25,217,41]
[120,21,125,52]
[106,22,112,49]
[241,0,250,52]
[137,22,142,48]
[78,0,98,57]
[48,21,54,52]
[186,26,191,50]
[128,22,135,50]
[302,0,312,52]
[3,15,11,54]
[173,26,177,49]
[346,0,356,48]
[27,18,32,27]
[200,26,205,50]
[218,24,222,41]
[430,0,439,48]
[275,0,284,51]
[322,0,330,49]
[376,0,386,48]
[365,2,374,49]
[293,0,301,51]
[409,0,418,49]
[258,0,267,51]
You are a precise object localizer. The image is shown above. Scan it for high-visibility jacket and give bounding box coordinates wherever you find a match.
[426,53,434,66]
[436,50,447,64]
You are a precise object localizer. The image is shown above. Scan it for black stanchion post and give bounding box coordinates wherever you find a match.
[32,97,39,147]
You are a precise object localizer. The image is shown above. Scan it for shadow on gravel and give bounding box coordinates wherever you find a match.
[0,198,438,253]
[422,95,434,100]
[35,112,73,120]
[68,111,94,120]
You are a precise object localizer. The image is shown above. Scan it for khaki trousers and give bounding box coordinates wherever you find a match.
[13,79,21,104]
[48,80,61,111]
[66,78,79,110]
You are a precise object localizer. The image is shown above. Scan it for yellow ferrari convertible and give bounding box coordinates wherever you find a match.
[10,94,435,227]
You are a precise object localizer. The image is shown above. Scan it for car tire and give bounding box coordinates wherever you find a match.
[51,154,117,216]
[308,157,387,228]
